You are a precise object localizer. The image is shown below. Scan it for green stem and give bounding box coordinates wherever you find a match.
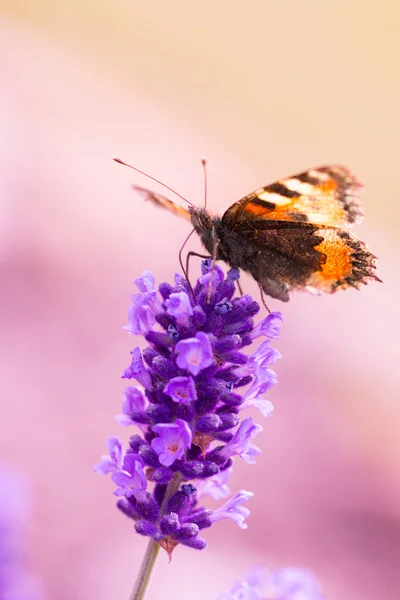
[129,473,184,600]
[129,539,160,600]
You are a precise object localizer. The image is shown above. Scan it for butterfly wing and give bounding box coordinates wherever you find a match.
[222,165,364,229]
[301,227,380,294]
[134,186,191,221]
[221,166,379,300]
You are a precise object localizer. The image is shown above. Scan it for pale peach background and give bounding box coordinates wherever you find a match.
[0,2,399,599]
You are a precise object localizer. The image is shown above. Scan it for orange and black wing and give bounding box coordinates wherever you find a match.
[301,227,380,294]
[221,166,379,300]
[134,186,191,221]
[222,165,364,229]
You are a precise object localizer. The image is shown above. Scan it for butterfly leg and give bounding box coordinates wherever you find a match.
[236,278,244,296]
[185,251,211,281]
[254,253,271,313]
[207,228,220,302]
[257,282,271,313]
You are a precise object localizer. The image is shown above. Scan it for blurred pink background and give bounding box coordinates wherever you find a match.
[1,2,399,599]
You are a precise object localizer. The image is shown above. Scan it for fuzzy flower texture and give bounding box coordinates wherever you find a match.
[95,261,282,557]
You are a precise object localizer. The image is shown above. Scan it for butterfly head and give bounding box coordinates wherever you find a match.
[188,207,218,257]
[189,207,214,233]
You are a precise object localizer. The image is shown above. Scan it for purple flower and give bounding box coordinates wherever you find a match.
[199,260,225,289]
[96,264,282,555]
[219,417,263,464]
[122,347,152,388]
[175,331,214,376]
[217,565,324,600]
[209,490,253,529]
[237,341,281,383]
[124,296,155,335]
[112,453,147,498]
[151,419,193,466]
[165,291,193,325]
[235,340,281,410]
[115,386,147,426]
[124,270,162,335]
[241,395,274,417]
[251,311,283,340]
[134,270,157,293]
[196,467,232,501]
[94,437,123,474]
[163,376,197,405]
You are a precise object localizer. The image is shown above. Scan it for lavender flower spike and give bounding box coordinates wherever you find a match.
[96,263,282,556]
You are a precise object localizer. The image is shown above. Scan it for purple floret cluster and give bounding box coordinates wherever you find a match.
[95,261,282,557]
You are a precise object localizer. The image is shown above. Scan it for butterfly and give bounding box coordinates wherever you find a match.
[114,158,380,302]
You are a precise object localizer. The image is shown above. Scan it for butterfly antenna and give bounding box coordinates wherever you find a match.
[112,156,195,207]
[201,157,208,210]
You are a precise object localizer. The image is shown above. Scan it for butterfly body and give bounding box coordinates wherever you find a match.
[190,207,325,301]
[135,165,380,302]
[189,208,256,265]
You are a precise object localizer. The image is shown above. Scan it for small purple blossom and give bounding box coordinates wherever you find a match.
[217,565,324,600]
[96,265,282,556]
[93,437,123,474]
[251,311,283,340]
[163,376,197,405]
[235,340,281,411]
[196,467,232,501]
[112,454,147,498]
[199,260,225,289]
[219,417,263,464]
[115,386,147,426]
[124,295,156,335]
[122,347,152,387]
[124,270,163,335]
[241,395,274,417]
[237,341,281,384]
[134,270,157,293]
[209,490,253,529]
[151,419,193,466]
[165,291,193,325]
[175,331,214,376]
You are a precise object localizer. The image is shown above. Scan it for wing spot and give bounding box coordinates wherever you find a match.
[266,182,301,199]
[257,192,290,206]
[295,172,321,185]
[283,178,317,195]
